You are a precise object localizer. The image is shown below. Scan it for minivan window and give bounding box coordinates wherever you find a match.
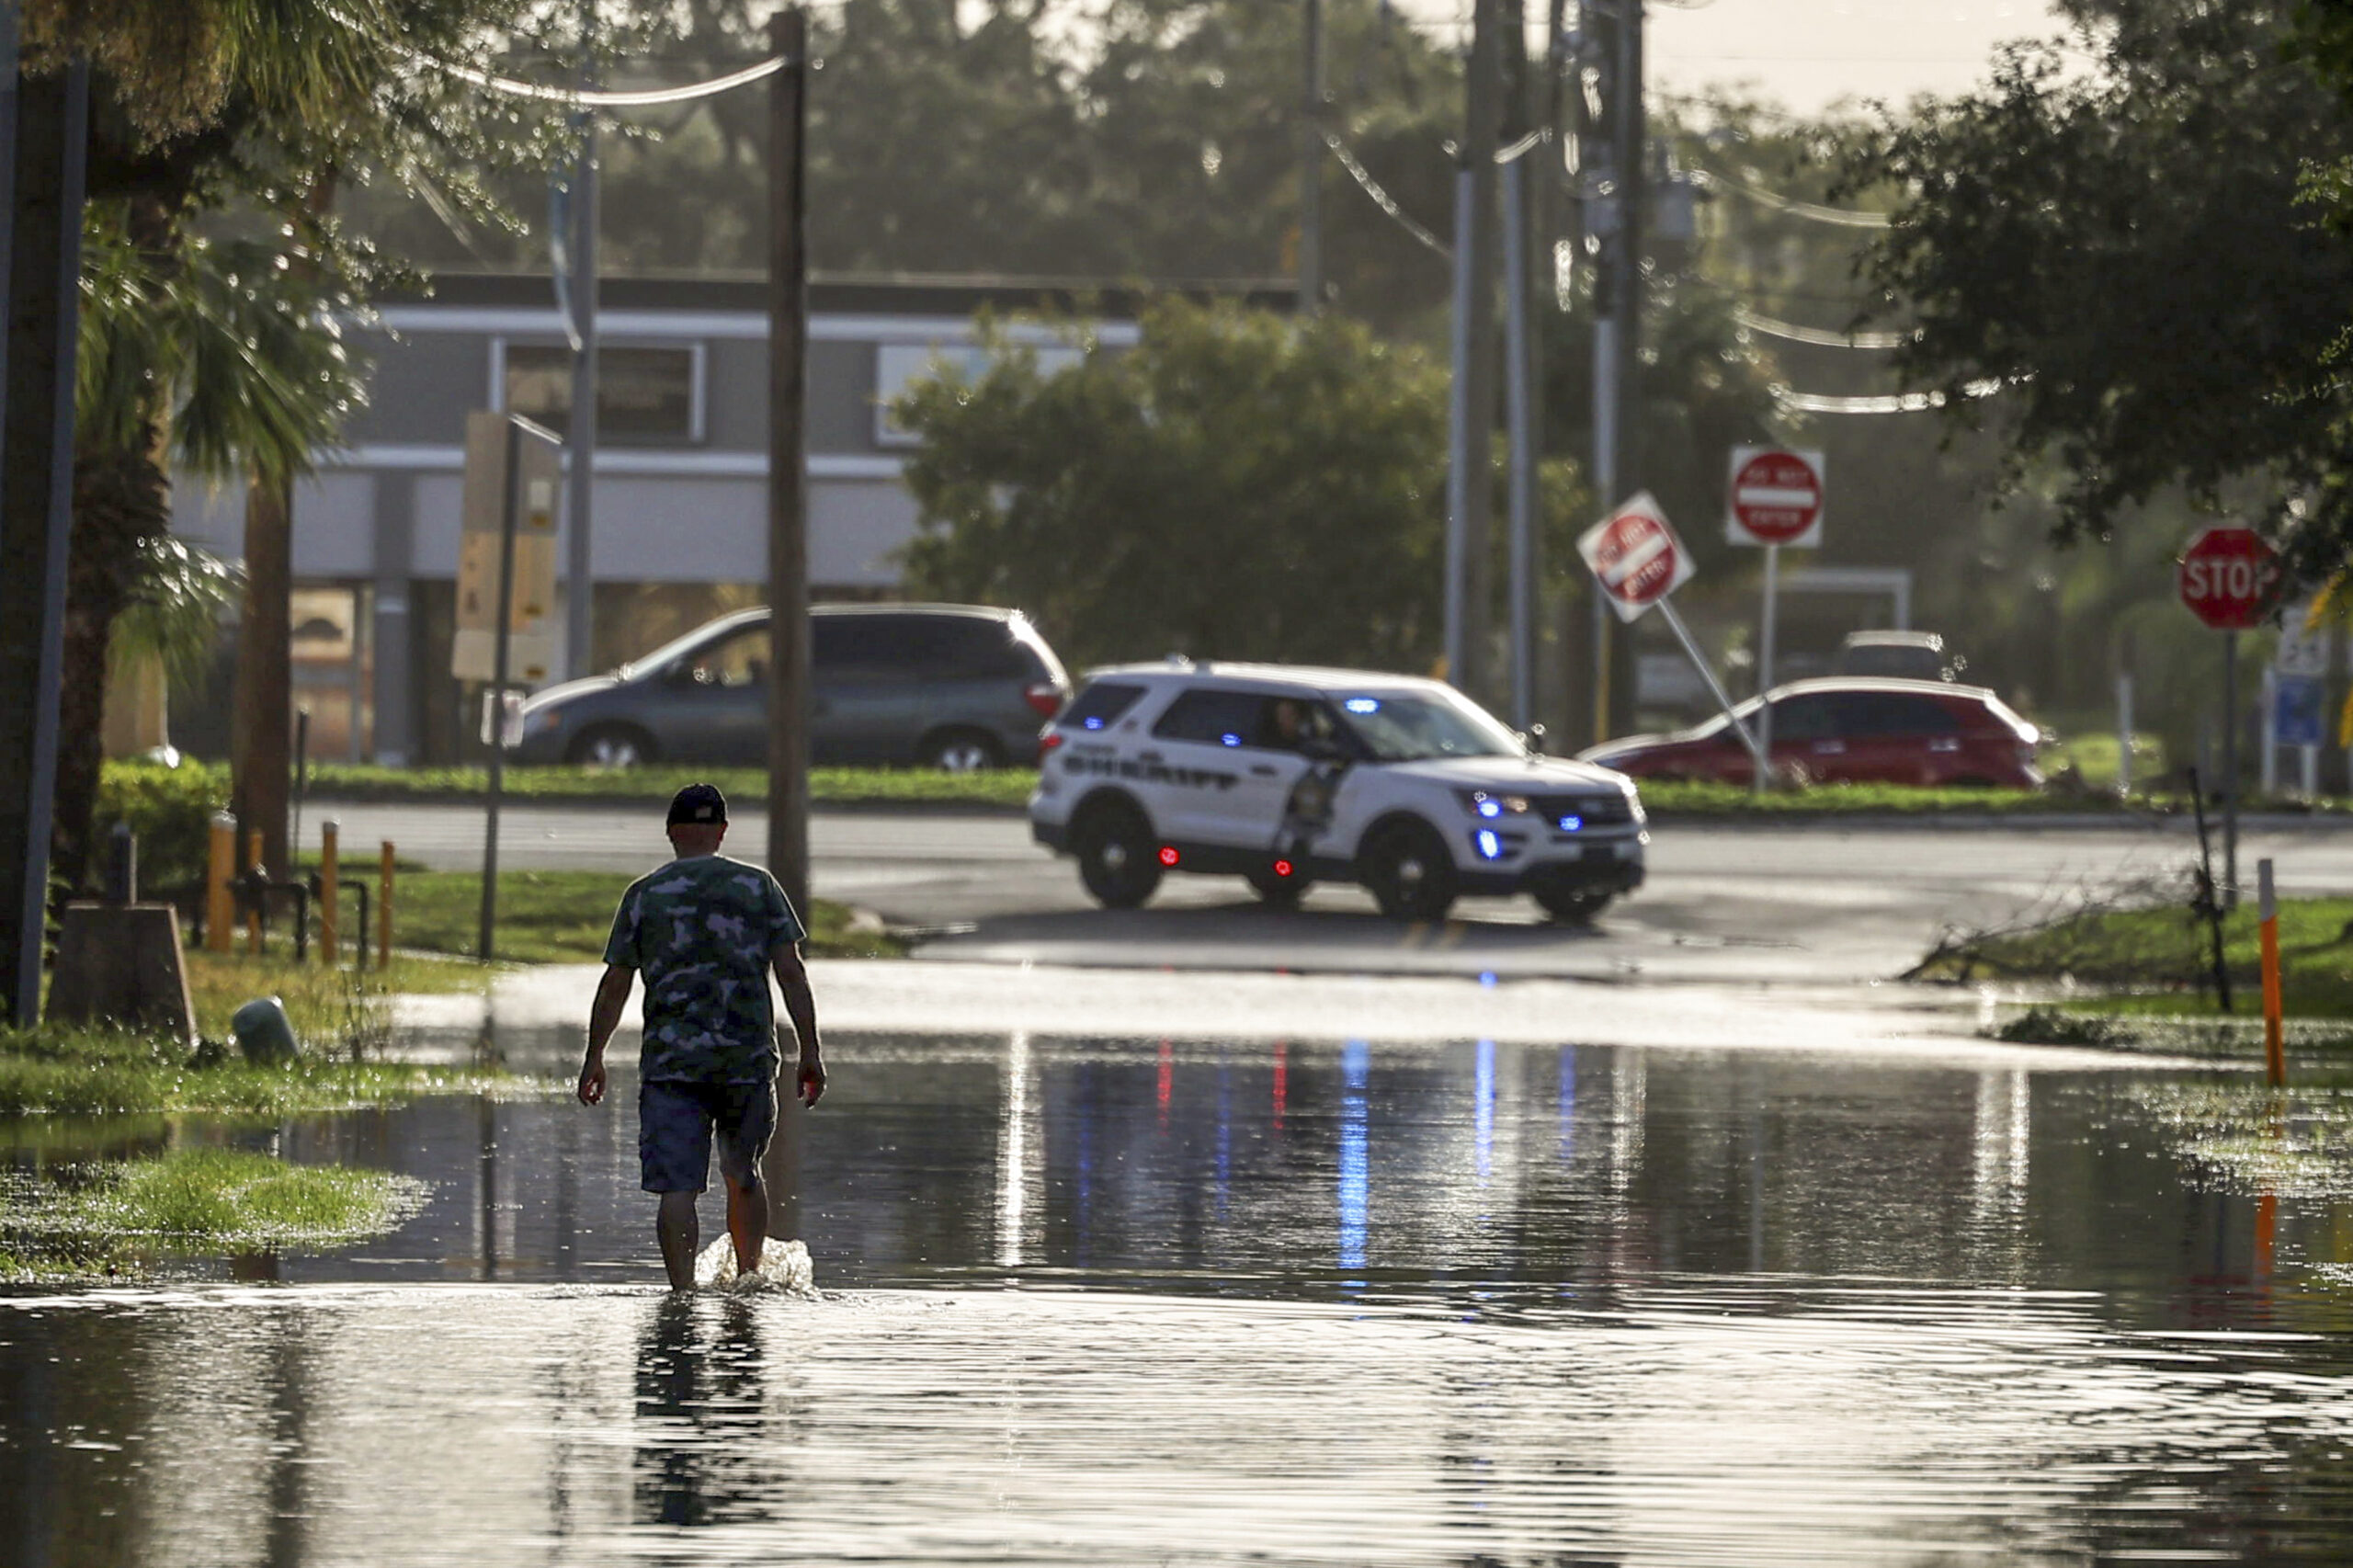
[672,625,767,687]
[813,616,926,674]
[1154,688,1279,748]
[1061,681,1147,733]
[913,616,1032,679]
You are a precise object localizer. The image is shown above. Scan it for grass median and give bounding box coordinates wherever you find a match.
[306,762,1037,810]
[299,760,2343,821]
[1918,892,2353,1067]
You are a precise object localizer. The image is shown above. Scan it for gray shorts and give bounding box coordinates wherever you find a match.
[639,1077,778,1194]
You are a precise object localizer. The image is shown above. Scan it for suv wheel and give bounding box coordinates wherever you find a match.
[1246,866,1310,910]
[1360,820,1457,923]
[1533,885,1612,924]
[569,724,656,768]
[1074,801,1163,909]
[921,729,1005,772]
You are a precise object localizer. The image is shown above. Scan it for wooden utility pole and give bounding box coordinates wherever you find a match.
[231,475,294,877]
[0,42,88,1025]
[766,8,811,919]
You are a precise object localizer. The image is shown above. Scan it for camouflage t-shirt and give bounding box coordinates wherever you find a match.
[603,855,807,1083]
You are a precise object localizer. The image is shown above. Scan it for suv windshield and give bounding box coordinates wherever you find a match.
[1335,690,1522,761]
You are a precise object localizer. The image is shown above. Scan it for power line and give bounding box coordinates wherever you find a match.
[1690,166,1888,228]
[1773,376,2006,415]
[1733,304,1908,349]
[408,50,786,107]
[1323,131,1451,258]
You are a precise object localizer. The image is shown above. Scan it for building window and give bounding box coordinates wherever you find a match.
[498,342,704,443]
[873,341,1082,448]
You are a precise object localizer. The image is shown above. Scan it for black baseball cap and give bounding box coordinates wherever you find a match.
[665,782,729,827]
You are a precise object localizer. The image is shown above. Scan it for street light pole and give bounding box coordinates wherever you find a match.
[1299,0,1324,314]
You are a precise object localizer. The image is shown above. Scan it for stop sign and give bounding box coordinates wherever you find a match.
[1726,446,1824,547]
[2178,526,2281,631]
[1578,492,1696,623]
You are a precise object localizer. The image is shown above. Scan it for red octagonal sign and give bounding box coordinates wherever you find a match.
[1728,447,1824,547]
[1578,492,1696,623]
[2177,526,2281,632]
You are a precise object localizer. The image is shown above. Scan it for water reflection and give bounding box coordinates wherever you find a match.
[11,1031,2353,1562]
[633,1297,772,1530]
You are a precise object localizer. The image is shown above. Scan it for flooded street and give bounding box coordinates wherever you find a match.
[9,1001,2353,1565]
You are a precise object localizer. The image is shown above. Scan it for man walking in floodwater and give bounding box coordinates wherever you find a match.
[576,783,825,1290]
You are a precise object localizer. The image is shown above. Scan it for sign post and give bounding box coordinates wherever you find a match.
[2178,525,2283,903]
[1578,492,1767,777]
[1724,447,1824,796]
[456,411,563,960]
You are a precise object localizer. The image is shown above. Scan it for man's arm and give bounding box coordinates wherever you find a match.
[578,963,634,1106]
[771,940,825,1107]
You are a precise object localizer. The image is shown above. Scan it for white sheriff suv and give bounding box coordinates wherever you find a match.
[1028,661,1648,922]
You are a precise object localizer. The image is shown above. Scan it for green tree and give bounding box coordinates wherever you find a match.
[51,215,366,893]
[894,298,1577,674]
[353,0,1466,323]
[1847,0,2353,571]
[21,0,563,885]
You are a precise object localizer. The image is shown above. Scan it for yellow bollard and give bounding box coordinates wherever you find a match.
[205,812,235,953]
[379,841,395,971]
[245,829,265,956]
[2258,858,2286,1087]
[320,821,340,967]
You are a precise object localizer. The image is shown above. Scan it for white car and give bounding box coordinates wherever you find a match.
[1028,661,1648,922]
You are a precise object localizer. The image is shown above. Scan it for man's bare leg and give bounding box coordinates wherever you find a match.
[724,1172,767,1277]
[656,1190,699,1290]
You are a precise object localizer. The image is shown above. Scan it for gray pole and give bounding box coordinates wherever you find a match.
[1590,0,1647,744]
[2224,628,2239,904]
[767,10,813,919]
[477,420,520,962]
[1503,153,1538,730]
[563,116,598,679]
[1753,543,1779,795]
[1299,0,1324,314]
[1444,169,1475,687]
[0,46,85,1025]
[1444,0,1505,699]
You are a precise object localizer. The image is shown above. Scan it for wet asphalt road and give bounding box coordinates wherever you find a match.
[312,800,2353,983]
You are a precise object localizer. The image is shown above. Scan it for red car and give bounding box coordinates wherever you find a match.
[1577,677,2043,789]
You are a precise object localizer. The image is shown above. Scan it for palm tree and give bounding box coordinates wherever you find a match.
[51,204,363,896]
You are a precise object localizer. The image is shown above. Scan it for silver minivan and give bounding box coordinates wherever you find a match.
[513,604,1070,769]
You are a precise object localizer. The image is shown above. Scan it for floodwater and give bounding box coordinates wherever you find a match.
[8,1024,2353,1565]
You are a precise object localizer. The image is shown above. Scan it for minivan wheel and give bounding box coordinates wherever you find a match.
[568,724,656,768]
[1074,802,1163,909]
[1360,821,1457,923]
[920,729,1005,772]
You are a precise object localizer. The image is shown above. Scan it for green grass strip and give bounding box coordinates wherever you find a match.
[381,870,903,963]
[3,1149,428,1277]
[0,1023,529,1117]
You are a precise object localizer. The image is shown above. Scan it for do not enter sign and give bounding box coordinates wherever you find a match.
[1725,446,1824,548]
[2178,526,2281,631]
[1579,492,1696,622]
